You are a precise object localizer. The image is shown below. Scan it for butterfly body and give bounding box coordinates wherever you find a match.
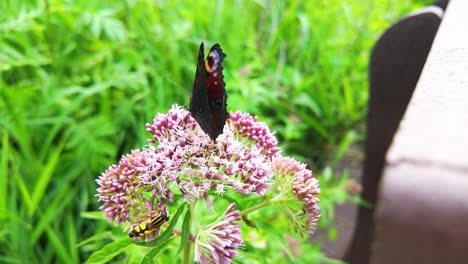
[189,43,229,141]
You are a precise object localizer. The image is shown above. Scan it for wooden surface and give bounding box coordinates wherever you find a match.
[372,0,468,263]
[345,3,443,263]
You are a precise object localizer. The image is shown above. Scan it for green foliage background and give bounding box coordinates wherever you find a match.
[0,0,430,263]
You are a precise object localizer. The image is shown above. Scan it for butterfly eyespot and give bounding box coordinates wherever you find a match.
[206,50,221,73]
[214,99,223,108]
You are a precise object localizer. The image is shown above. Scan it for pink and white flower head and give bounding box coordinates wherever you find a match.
[96,150,159,225]
[229,111,281,158]
[96,104,321,260]
[96,105,280,224]
[271,156,321,234]
[194,203,243,264]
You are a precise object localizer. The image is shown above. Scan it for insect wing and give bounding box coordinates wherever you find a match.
[205,44,229,140]
[189,42,212,137]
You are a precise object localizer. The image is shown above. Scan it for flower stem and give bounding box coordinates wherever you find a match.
[189,200,201,228]
[182,227,192,264]
[239,199,271,216]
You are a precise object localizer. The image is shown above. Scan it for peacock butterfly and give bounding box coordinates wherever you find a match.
[189,42,229,141]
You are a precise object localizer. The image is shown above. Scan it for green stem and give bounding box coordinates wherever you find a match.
[182,220,192,264]
[239,198,271,216]
[190,200,201,228]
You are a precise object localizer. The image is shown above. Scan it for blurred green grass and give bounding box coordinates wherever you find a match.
[0,0,430,262]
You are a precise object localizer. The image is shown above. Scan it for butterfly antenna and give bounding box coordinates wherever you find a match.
[152,68,190,95]
[162,75,186,93]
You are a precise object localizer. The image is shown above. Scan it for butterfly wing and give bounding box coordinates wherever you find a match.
[205,44,229,140]
[189,42,212,137]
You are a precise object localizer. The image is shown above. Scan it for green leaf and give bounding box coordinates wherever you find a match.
[0,130,9,213]
[140,240,169,264]
[216,193,245,209]
[46,226,72,263]
[15,172,32,212]
[238,248,268,264]
[255,220,285,243]
[66,211,79,262]
[31,187,76,243]
[80,211,104,220]
[86,238,133,264]
[29,141,64,216]
[332,130,357,166]
[77,232,113,248]
[175,208,191,257]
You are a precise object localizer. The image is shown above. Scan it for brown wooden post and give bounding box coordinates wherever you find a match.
[371,0,468,262]
[345,1,448,263]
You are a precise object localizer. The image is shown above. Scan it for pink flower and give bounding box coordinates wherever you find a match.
[96,150,162,224]
[194,203,243,264]
[272,156,321,234]
[229,111,281,158]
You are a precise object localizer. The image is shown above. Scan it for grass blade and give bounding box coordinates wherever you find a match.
[46,226,72,263]
[29,141,64,216]
[30,186,76,243]
[0,130,9,213]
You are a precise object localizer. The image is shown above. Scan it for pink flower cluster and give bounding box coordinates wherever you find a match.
[96,104,321,262]
[96,150,155,224]
[194,203,243,264]
[143,105,275,198]
[229,111,281,157]
[96,105,279,224]
[272,156,321,234]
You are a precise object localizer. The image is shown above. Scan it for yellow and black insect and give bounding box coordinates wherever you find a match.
[129,208,170,239]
